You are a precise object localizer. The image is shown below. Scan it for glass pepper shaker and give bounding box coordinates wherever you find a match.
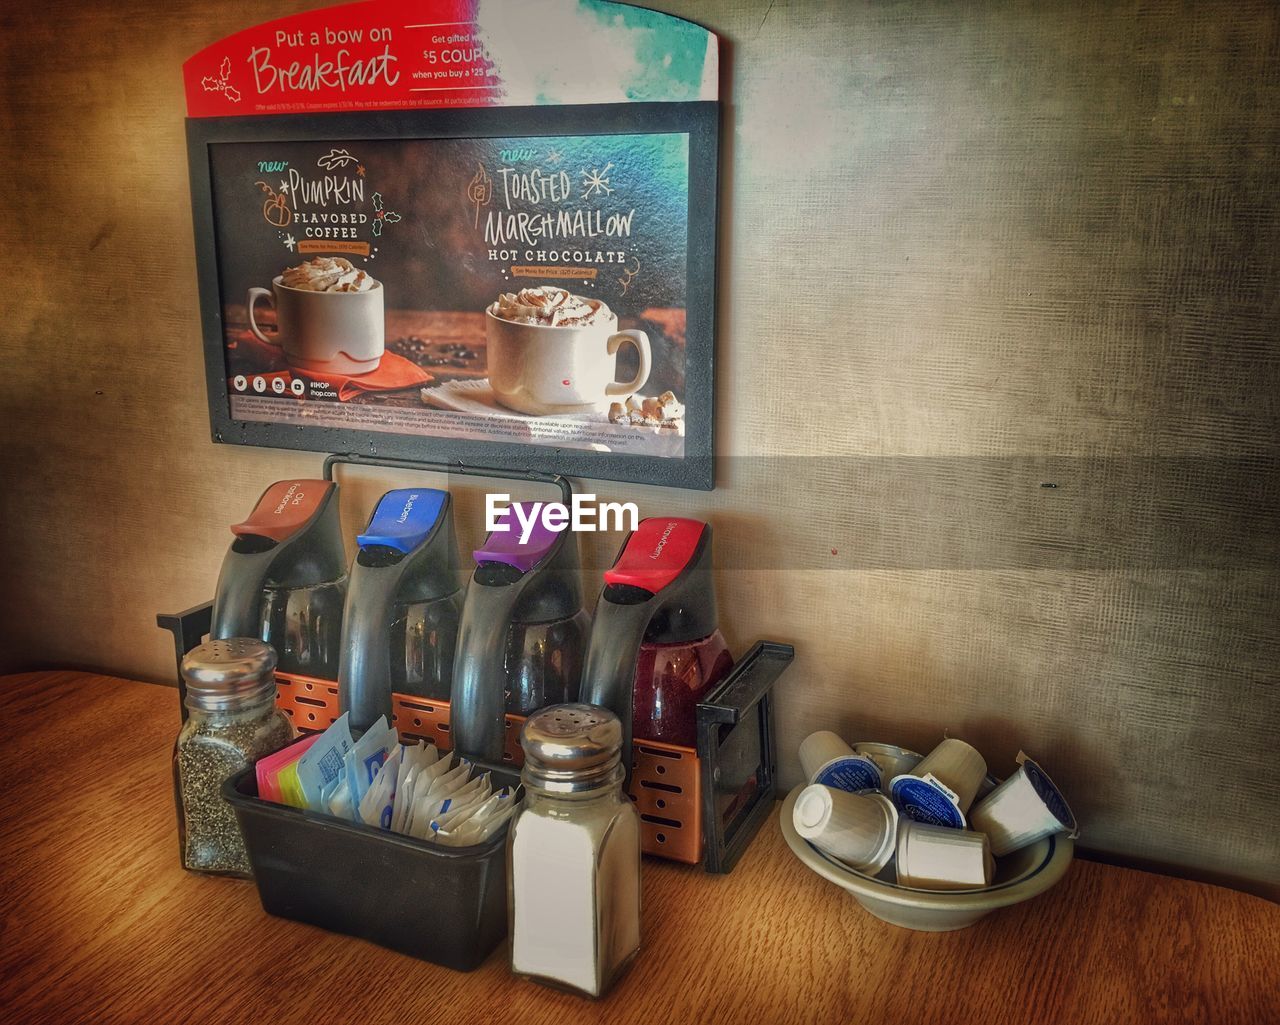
[173,638,294,876]
[509,704,641,998]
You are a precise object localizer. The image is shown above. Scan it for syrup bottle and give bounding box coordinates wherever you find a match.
[211,479,347,679]
[338,488,463,731]
[580,517,733,760]
[450,501,589,763]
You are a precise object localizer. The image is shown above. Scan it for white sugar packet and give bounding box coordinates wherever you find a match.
[404,752,459,837]
[433,789,521,846]
[409,759,474,839]
[428,781,493,837]
[390,766,419,834]
[358,746,401,829]
[326,778,354,821]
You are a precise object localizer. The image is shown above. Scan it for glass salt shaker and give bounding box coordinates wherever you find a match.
[173,638,294,876]
[509,704,641,998]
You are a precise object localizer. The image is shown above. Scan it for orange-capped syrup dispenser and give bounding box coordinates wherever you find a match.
[210,479,348,732]
[211,479,347,675]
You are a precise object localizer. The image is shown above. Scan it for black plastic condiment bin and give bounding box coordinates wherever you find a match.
[222,762,519,971]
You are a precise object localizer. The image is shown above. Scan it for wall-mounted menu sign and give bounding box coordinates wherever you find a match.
[185,0,719,489]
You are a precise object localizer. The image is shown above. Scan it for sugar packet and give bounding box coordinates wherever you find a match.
[408,757,472,839]
[343,716,398,810]
[432,788,521,846]
[357,746,401,829]
[295,713,354,811]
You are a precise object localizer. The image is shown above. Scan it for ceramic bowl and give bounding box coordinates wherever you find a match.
[779,784,1074,931]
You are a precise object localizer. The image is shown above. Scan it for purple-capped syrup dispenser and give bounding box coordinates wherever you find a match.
[449,502,590,763]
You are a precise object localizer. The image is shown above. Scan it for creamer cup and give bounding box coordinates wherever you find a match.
[890,737,987,827]
[799,730,881,793]
[853,742,922,784]
[792,784,898,875]
[969,752,1078,856]
[975,772,1002,801]
[895,818,994,890]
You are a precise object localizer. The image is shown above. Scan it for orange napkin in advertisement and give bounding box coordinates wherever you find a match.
[294,352,432,401]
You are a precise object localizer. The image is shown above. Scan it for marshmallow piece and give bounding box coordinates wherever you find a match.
[657,391,684,419]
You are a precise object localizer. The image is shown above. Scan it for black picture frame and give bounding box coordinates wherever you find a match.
[185,101,718,490]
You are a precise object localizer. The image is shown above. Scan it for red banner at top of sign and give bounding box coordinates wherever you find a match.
[183,0,718,118]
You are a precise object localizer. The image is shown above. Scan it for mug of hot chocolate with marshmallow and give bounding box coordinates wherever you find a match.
[485,285,651,416]
[247,257,384,375]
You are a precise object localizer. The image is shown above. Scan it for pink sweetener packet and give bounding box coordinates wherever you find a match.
[255,733,320,804]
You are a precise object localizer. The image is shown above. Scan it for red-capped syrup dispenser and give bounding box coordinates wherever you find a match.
[211,480,347,680]
[580,518,733,763]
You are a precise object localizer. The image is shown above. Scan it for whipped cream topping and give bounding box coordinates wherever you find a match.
[492,286,606,327]
[281,256,377,293]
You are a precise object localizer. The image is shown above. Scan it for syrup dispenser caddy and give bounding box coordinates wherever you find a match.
[451,501,590,764]
[338,487,463,731]
[159,457,795,874]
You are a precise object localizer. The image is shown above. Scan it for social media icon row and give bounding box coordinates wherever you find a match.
[232,375,306,397]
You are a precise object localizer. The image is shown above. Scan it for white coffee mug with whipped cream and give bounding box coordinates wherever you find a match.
[486,290,651,416]
[247,262,384,376]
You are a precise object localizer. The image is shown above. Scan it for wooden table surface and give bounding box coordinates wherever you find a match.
[1,672,1276,1025]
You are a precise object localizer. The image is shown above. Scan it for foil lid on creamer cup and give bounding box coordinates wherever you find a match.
[792,784,898,875]
[969,751,1078,856]
[852,742,922,784]
[799,731,881,793]
[889,737,987,828]
[975,772,1003,802]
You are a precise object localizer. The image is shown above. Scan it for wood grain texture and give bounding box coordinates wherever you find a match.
[1,0,1278,897]
[0,671,1277,1025]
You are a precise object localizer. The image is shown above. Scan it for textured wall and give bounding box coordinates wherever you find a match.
[1,0,1277,896]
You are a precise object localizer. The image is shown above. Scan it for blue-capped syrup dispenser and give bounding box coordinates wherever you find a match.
[338,488,463,731]
[211,479,347,680]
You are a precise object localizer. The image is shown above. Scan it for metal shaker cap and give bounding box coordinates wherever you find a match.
[181,638,278,712]
[520,704,623,793]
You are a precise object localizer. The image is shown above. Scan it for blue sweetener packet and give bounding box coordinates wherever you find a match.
[357,746,401,829]
[296,712,354,811]
[344,716,398,809]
